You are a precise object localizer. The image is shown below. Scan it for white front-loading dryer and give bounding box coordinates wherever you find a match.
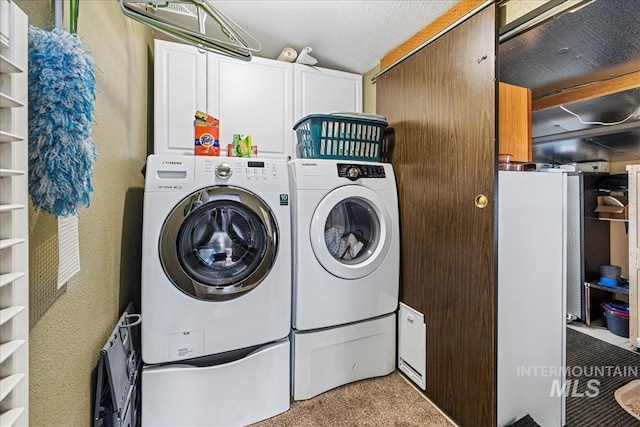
[289,159,400,330]
[141,155,291,365]
[289,159,399,400]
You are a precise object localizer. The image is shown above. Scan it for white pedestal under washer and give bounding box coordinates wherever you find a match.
[141,155,291,365]
[141,339,290,426]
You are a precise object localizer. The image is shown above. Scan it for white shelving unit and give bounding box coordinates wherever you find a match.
[0,1,29,425]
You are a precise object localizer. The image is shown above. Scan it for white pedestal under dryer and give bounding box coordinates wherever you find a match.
[288,159,400,400]
[140,155,291,425]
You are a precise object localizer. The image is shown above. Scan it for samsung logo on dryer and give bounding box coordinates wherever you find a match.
[162,160,183,165]
[301,162,318,166]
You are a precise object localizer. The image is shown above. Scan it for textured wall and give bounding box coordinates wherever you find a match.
[14,0,53,28]
[362,65,378,114]
[500,0,548,25]
[21,0,152,425]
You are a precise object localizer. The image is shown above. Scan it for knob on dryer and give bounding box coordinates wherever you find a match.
[347,167,360,179]
[215,163,232,179]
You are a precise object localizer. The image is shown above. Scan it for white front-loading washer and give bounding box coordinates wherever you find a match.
[289,159,400,330]
[140,155,291,425]
[141,155,291,364]
[289,159,399,400]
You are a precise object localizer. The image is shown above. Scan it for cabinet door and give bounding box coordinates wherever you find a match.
[498,82,532,162]
[154,40,207,155]
[207,55,293,159]
[294,64,362,121]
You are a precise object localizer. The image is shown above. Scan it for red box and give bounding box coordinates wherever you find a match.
[195,122,219,156]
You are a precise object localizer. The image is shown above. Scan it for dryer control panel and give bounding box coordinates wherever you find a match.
[337,163,386,181]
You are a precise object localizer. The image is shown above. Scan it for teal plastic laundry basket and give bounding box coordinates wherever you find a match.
[294,114,387,161]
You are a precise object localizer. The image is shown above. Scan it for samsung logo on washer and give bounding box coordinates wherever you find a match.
[162,160,182,165]
[301,162,318,166]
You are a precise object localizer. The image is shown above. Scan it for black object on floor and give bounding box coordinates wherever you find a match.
[566,328,640,427]
[93,302,142,427]
[507,414,541,427]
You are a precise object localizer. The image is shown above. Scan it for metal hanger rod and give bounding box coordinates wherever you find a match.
[54,0,62,29]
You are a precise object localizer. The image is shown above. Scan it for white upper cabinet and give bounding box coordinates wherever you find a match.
[293,64,362,122]
[154,40,362,158]
[207,55,293,159]
[154,40,207,156]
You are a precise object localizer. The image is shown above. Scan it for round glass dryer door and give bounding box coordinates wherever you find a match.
[159,186,278,301]
[310,186,393,279]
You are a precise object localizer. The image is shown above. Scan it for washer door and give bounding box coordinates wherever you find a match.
[310,186,392,279]
[159,186,278,301]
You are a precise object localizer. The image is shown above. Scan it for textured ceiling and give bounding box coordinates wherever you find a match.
[500,0,640,99]
[213,0,458,74]
[500,0,640,163]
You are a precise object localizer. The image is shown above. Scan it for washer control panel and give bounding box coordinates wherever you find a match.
[240,160,278,181]
[203,159,278,181]
[337,163,386,181]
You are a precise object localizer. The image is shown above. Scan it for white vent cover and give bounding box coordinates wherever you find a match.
[398,303,426,390]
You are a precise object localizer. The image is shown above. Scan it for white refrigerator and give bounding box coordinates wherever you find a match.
[497,170,580,427]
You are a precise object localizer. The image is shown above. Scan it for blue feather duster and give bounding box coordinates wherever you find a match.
[28,26,97,217]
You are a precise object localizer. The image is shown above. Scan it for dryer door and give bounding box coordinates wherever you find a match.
[310,186,392,279]
[159,186,278,301]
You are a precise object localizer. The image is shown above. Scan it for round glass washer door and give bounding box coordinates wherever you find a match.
[159,186,278,301]
[310,186,392,279]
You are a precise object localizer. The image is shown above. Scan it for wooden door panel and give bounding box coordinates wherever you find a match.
[377,5,497,426]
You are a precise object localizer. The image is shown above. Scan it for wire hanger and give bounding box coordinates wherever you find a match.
[118,0,261,60]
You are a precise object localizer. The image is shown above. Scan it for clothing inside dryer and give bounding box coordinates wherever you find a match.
[177,197,268,289]
[323,197,379,264]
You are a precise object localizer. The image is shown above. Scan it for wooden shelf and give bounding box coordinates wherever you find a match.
[598,218,629,223]
[0,340,25,364]
[0,130,23,143]
[0,92,23,108]
[0,237,25,250]
[0,306,25,326]
[586,281,629,295]
[584,281,629,327]
[0,204,25,212]
[0,272,25,288]
[0,168,24,177]
[0,407,25,427]
[0,374,25,401]
[0,54,22,73]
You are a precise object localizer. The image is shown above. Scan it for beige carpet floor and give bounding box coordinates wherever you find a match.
[252,372,453,427]
[615,379,640,421]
